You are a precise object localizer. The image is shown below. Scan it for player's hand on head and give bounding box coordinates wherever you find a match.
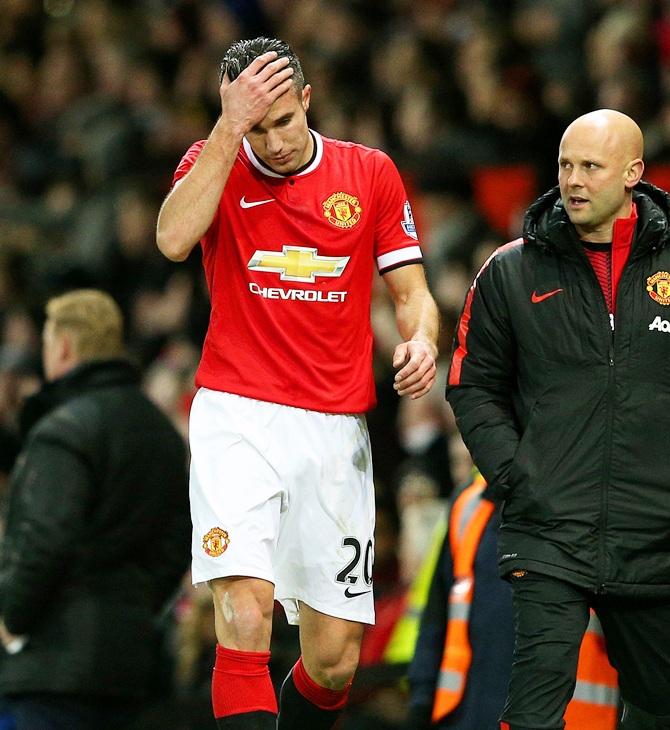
[392,340,437,399]
[219,51,294,137]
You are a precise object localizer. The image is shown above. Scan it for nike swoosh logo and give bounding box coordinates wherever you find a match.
[531,288,563,303]
[344,587,372,598]
[240,196,274,209]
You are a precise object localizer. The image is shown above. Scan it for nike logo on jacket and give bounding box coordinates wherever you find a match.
[531,288,563,303]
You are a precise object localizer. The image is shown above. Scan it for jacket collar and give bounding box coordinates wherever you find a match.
[523,181,670,257]
[19,359,140,439]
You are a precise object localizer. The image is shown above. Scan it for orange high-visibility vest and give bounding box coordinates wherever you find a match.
[432,478,619,727]
[564,611,619,729]
[432,475,493,722]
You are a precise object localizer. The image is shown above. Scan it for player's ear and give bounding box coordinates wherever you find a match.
[302,84,311,113]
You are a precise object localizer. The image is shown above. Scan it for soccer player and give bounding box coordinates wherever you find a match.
[157,37,439,730]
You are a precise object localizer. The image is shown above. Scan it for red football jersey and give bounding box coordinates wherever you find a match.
[173,131,423,413]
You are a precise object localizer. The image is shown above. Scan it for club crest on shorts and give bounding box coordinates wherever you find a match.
[322,191,362,229]
[647,271,670,305]
[202,527,230,557]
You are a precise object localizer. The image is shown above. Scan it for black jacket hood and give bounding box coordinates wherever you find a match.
[522,181,670,256]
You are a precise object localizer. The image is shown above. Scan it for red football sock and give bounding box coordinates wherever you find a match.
[292,656,351,711]
[212,644,278,718]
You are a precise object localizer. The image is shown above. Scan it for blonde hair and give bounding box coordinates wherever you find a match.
[45,289,125,360]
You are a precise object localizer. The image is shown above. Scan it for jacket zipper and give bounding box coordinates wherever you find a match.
[598,251,641,593]
[574,249,615,593]
[598,341,615,594]
[580,245,644,593]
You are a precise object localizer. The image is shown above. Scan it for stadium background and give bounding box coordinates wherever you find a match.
[1,0,670,727]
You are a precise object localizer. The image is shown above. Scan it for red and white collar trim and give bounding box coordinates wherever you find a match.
[242,130,323,178]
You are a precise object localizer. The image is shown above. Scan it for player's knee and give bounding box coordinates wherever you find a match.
[229,599,271,636]
[210,580,273,648]
[309,639,360,689]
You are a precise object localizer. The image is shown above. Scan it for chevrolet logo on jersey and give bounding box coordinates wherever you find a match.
[248,245,350,283]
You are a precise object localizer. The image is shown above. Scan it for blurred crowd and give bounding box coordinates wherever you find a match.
[2,0,670,727]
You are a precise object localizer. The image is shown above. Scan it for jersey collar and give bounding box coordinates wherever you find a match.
[243,130,323,178]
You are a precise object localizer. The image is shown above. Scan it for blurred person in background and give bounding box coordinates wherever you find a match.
[0,306,41,486]
[407,471,618,730]
[0,289,191,730]
[447,109,670,729]
[156,36,439,730]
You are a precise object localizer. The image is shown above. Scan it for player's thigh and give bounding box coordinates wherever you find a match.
[273,411,375,627]
[189,389,285,586]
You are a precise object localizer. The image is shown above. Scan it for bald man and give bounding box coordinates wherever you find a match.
[559,110,644,243]
[447,109,670,730]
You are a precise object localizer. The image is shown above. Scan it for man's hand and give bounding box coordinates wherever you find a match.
[219,51,294,138]
[392,340,437,399]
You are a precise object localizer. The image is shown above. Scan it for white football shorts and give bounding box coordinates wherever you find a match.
[189,388,376,626]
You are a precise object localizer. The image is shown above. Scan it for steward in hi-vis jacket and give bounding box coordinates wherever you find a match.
[407,473,618,730]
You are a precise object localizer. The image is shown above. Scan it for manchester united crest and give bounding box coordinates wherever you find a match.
[202,527,230,557]
[323,192,362,229]
[647,271,670,305]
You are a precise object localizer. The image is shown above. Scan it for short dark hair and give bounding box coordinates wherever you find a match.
[219,37,305,90]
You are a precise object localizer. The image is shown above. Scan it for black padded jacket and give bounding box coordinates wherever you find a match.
[447,182,670,597]
[0,359,191,697]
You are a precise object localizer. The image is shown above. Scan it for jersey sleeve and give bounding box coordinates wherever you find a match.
[172,139,207,186]
[373,152,424,274]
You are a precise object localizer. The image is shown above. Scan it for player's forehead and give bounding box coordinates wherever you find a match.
[262,86,303,123]
[268,89,302,118]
